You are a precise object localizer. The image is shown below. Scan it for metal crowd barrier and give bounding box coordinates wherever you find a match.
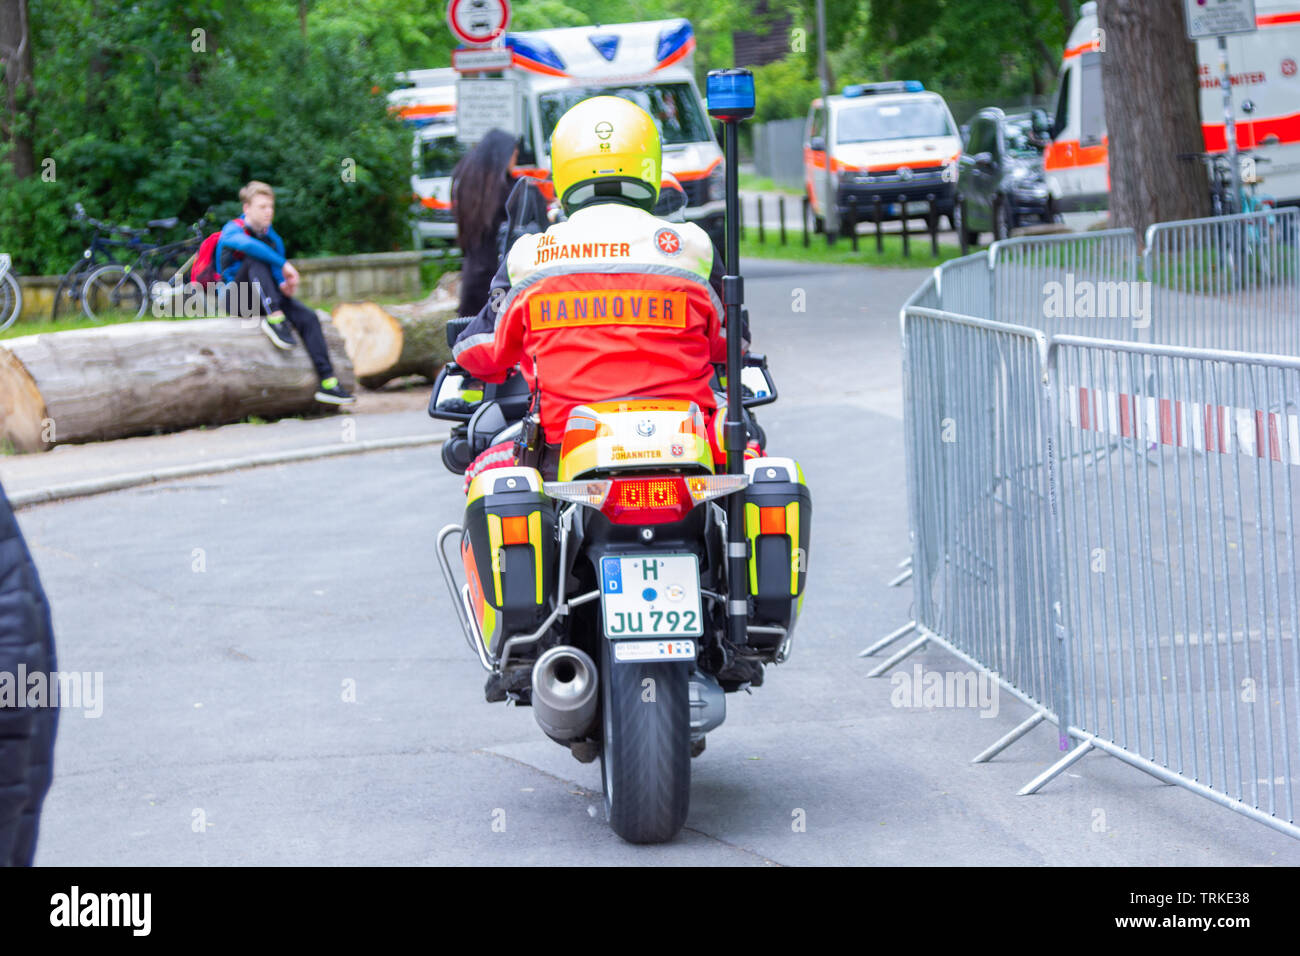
[1038,337,1300,837]
[869,213,1300,839]
[1144,207,1300,355]
[989,229,1141,339]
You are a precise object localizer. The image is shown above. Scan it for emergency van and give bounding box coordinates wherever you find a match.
[454,18,726,249]
[1046,1,1300,210]
[389,70,463,244]
[803,81,962,233]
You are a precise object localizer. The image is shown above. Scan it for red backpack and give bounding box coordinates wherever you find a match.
[190,217,248,287]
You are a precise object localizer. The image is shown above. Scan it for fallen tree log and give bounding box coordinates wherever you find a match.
[333,297,456,390]
[330,302,404,378]
[0,315,354,453]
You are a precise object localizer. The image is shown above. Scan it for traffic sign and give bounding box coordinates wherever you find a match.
[447,0,511,46]
[456,78,518,145]
[452,47,513,72]
[1185,0,1257,39]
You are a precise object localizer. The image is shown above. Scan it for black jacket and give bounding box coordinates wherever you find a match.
[0,480,57,867]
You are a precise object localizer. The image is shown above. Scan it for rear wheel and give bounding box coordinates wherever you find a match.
[82,265,147,321]
[599,636,691,844]
[0,271,21,332]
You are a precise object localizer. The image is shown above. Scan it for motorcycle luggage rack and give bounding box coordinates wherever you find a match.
[437,504,597,675]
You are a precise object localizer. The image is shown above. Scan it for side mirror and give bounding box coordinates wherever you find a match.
[809,136,826,153]
[429,363,475,422]
[740,352,778,408]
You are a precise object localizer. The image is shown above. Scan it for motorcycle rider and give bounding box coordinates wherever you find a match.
[451,96,757,481]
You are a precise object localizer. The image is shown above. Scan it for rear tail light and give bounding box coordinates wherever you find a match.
[604,477,689,524]
[546,474,747,525]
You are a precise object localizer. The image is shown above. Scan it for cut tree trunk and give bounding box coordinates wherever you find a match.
[330,302,404,378]
[0,314,354,452]
[360,303,455,389]
[333,297,456,390]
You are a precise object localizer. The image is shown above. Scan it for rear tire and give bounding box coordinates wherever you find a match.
[599,637,691,844]
[0,271,21,332]
[82,265,147,321]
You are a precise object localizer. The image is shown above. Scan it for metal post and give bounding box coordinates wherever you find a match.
[757,195,765,244]
[802,195,810,248]
[778,195,787,246]
[958,192,969,256]
[1218,36,1243,214]
[721,119,748,651]
[927,195,939,258]
[874,197,883,253]
[816,0,836,238]
[900,195,910,258]
[848,196,858,252]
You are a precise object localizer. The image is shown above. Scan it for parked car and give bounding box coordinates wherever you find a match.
[955,107,1058,244]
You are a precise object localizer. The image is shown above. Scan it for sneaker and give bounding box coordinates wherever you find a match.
[262,315,295,350]
[315,377,356,406]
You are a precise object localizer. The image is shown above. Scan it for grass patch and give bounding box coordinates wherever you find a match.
[420,250,463,293]
[739,172,802,196]
[739,226,962,267]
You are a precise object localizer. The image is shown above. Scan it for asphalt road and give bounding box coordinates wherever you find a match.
[21,260,1300,864]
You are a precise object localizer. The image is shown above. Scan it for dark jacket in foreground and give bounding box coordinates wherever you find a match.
[0,481,57,866]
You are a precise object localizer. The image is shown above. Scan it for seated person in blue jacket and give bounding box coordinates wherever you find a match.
[216,181,355,406]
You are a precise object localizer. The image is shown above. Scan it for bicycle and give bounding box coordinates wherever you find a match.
[51,203,179,320]
[0,253,22,333]
[1177,150,1280,285]
[81,212,210,322]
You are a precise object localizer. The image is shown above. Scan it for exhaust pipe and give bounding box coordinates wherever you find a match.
[531,645,599,742]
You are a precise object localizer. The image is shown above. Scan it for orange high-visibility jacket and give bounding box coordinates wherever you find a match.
[452,201,737,444]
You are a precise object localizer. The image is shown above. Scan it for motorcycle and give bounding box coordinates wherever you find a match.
[432,76,811,843]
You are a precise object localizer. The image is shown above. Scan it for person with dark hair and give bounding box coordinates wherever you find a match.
[0,479,57,867]
[451,129,528,318]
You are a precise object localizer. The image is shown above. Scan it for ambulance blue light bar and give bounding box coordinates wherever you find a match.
[655,21,694,62]
[706,69,755,121]
[503,35,567,73]
[842,81,924,97]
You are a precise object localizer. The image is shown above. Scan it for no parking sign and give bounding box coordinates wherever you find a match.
[447,0,511,46]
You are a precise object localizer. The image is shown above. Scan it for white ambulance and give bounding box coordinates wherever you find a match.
[455,18,726,248]
[389,70,463,245]
[803,81,963,233]
[1046,0,1300,210]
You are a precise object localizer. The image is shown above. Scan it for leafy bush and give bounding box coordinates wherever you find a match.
[1,1,414,275]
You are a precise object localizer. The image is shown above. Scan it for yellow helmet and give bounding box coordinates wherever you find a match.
[550,96,661,215]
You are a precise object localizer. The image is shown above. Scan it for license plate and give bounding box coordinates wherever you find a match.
[888,201,931,216]
[600,554,703,639]
[613,639,697,662]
